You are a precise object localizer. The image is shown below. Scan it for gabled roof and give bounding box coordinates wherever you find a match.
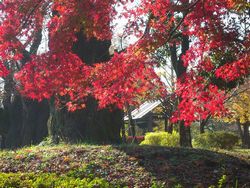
[124,100,161,120]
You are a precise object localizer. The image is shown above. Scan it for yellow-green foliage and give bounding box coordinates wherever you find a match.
[193,131,239,149]
[224,90,250,124]
[0,173,110,188]
[140,131,179,147]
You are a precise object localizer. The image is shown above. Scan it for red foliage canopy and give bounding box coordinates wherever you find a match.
[0,0,249,124]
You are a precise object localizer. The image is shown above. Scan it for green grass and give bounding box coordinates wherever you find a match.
[0,144,249,187]
[0,172,111,188]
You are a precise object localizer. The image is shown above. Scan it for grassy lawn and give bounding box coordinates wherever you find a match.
[0,144,249,187]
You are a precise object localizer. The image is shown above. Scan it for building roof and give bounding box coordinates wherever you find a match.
[124,100,161,121]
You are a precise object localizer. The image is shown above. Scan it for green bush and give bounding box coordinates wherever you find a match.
[193,131,239,149]
[0,173,111,188]
[140,131,179,147]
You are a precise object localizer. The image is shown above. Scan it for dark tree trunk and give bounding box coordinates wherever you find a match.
[164,118,168,132]
[236,121,250,149]
[165,119,173,133]
[0,29,48,149]
[236,120,244,140]
[0,135,2,149]
[48,97,122,144]
[47,33,123,144]
[126,104,137,143]
[47,98,60,144]
[199,116,211,134]
[2,93,49,148]
[4,96,23,148]
[179,121,192,147]
[121,121,126,143]
[200,121,205,134]
[20,99,49,146]
[242,122,250,149]
[170,31,192,147]
[162,96,174,134]
[0,108,9,149]
[2,62,48,149]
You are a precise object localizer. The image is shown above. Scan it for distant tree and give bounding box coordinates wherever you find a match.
[223,81,250,148]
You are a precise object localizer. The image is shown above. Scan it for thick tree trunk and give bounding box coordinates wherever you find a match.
[48,97,122,144]
[20,99,49,146]
[47,98,60,144]
[2,94,49,148]
[47,33,123,144]
[179,121,192,147]
[0,29,48,149]
[0,108,9,149]
[2,72,48,148]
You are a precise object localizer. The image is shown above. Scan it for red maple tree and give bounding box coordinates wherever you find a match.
[0,0,249,125]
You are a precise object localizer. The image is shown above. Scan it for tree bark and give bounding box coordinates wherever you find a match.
[170,31,192,147]
[236,120,244,140]
[179,120,192,147]
[2,93,49,148]
[164,118,168,132]
[200,121,205,134]
[47,96,122,144]
[47,33,123,144]
[126,103,137,143]
[20,99,49,146]
[236,121,250,149]
[2,67,49,149]
[121,120,126,143]
[0,108,9,149]
[199,115,211,134]
[165,118,173,133]
[47,97,60,144]
[0,29,49,149]
[242,122,250,149]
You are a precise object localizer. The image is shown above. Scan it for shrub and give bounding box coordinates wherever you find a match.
[193,131,239,149]
[140,131,179,147]
[0,173,111,188]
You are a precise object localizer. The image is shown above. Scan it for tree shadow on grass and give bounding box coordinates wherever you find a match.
[115,145,250,187]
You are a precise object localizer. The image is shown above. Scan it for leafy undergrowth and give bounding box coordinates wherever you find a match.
[0,145,249,187]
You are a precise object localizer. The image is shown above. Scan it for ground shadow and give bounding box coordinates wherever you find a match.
[115,145,250,187]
